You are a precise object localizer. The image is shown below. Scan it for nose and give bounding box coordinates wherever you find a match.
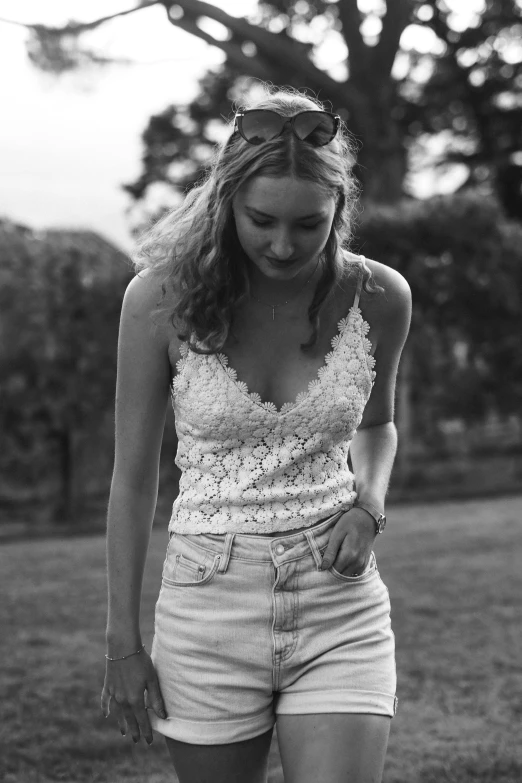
[269,228,295,260]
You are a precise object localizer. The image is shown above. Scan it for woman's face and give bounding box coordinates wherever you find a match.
[232,175,336,282]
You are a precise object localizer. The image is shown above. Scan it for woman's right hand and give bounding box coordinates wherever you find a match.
[100,647,168,745]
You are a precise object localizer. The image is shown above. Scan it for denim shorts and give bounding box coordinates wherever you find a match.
[145,510,398,745]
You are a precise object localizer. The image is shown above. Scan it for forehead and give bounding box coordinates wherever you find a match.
[236,176,333,215]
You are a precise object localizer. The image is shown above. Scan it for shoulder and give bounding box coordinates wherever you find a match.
[363,257,411,317]
[363,257,411,309]
[126,267,166,310]
[339,250,410,308]
[359,256,412,350]
[125,268,179,353]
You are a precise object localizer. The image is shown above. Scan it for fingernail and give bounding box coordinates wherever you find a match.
[120,729,126,736]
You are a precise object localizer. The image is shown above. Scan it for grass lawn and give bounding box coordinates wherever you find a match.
[1,494,521,783]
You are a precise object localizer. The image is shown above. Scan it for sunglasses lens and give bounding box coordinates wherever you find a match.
[294,112,336,146]
[240,110,283,144]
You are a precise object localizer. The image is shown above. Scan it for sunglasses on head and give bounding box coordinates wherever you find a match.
[233,109,340,147]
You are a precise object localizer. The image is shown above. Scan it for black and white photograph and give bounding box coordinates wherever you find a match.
[1,1,521,781]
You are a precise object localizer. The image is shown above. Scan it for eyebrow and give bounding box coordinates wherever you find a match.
[246,206,326,220]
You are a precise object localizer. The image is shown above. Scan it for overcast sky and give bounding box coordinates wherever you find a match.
[0,1,472,252]
[0,1,260,251]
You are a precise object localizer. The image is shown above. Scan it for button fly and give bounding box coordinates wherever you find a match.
[275,544,285,555]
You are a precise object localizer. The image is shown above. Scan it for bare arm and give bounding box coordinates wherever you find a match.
[105,269,172,655]
[350,262,412,510]
[321,263,411,573]
[350,422,398,511]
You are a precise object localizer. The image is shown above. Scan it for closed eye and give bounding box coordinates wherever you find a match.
[250,218,322,231]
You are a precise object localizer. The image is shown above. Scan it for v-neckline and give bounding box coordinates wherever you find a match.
[213,305,369,417]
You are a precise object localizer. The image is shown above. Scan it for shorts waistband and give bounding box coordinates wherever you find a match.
[170,509,354,573]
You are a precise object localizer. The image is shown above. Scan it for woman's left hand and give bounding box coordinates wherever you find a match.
[320,507,377,575]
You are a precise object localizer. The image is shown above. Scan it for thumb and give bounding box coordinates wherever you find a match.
[320,535,343,570]
[147,677,168,720]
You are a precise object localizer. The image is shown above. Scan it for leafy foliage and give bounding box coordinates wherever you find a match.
[358,191,522,429]
[19,1,522,212]
[0,218,132,518]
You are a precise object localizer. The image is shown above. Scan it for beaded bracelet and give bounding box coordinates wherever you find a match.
[105,643,145,662]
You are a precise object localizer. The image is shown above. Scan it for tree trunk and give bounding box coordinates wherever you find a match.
[352,82,408,203]
[359,143,408,204]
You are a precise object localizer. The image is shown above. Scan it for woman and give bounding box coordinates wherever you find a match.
[101,86,411,783]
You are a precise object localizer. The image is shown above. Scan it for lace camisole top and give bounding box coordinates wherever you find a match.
[168,257,376,535]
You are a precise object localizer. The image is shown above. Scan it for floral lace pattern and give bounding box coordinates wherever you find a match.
[169,305,376,534]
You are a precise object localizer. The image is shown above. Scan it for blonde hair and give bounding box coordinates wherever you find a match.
[131,84,380,353]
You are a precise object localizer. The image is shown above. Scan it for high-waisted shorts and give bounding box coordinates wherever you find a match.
[145,510,398,745]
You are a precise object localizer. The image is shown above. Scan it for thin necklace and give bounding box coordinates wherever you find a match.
[250,258,320,320]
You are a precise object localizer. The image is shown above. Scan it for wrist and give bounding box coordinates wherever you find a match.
[106,630,143,658]
[355,498,385,515]
[354,491,385,513]
[353,499,387,535]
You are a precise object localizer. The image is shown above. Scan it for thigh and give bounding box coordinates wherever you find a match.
[277,713,391,783]
[165,727,274,783]
[149,533,275,744]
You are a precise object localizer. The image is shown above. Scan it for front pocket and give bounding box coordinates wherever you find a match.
[162,536,221,587]
[177,553,207,580]
[327,551,377,584]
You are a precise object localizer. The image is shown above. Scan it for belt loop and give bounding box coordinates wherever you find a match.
[217,532,235,573]
[304,529,323,569]
[305,510,344,569]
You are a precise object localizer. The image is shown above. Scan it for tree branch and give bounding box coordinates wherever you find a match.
[169,12,282,82]
[165,0,362,107]
[375,0,411,79]
[423,0,496,157]
[336,0,367,78]
[0,1,160,35]
[7,0,365,114]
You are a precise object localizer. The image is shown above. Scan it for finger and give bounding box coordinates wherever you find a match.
[134,705,154,745]
[328,537,361,574]
[122,703,142,743]
[337,549,369,576]
[111,701,127,735]
[321,529,348,570]
[147,678,168,720]
[100,688,111,718]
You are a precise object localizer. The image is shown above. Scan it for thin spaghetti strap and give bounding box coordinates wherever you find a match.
[352,255,365,310]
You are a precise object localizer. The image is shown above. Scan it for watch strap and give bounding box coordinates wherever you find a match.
[353,500,386,534]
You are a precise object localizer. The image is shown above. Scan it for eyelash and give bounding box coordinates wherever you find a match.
[251,218,321,231]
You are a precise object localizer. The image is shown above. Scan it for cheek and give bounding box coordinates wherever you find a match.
[309,226,332,251]
[236,219,260,247]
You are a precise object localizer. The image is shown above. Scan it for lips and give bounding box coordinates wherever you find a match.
[265,256,298,266]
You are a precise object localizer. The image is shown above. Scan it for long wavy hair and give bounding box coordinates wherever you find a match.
[131,85,381,353]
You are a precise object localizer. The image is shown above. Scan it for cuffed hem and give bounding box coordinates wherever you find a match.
[275,689,398,718]
[146,704,276,745]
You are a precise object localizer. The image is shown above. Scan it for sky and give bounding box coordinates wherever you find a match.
[0,1,472,253]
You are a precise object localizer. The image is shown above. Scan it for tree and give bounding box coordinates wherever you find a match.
[0,219,132,525]
[5,0,521,215]
[3,1,521,496]
[357,192,522,442]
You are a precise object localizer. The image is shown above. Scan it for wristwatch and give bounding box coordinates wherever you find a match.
[354,500,387,534]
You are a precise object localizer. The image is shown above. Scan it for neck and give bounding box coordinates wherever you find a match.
[247,256,323,303]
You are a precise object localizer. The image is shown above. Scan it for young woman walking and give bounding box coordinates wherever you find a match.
[101,86,412,783]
